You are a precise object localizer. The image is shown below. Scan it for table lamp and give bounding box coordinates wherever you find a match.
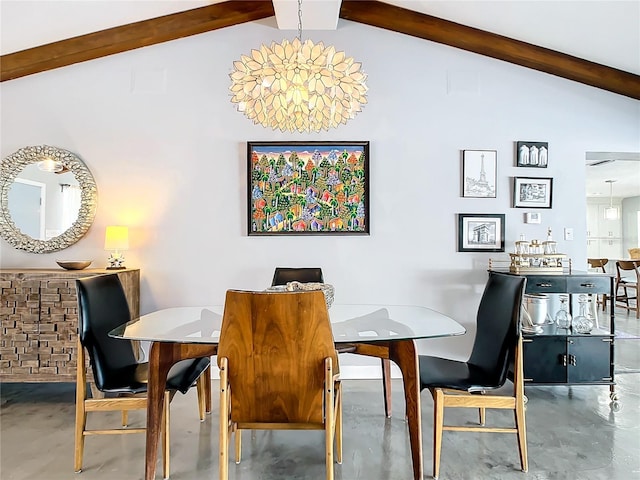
[104,225,129,270]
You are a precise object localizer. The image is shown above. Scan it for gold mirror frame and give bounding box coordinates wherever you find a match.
[0,145,97,253]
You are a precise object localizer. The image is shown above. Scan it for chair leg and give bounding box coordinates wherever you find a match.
[514,336,529,473]
[74,341,87,473]
[234,426,242,464]
[381,358,391,418]
[515,395,528,472]
[432,388,444,480]
[196,374,206,422]
[622,286,629,308]
[162,390,170,479]
[478,407,486,426]
[219,358,230,480]
[336,382,343,465]
[325,358,335,480]
[121,410,128,427]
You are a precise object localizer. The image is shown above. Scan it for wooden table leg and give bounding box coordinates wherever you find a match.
[381,358,392,418]
[145,342,172,480]
[352,340,423,480]
[145,343,218,480]
[204,367,212,414]
[389,340,422,480]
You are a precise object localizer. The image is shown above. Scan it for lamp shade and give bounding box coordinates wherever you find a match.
[604,206,619,220]
[104,226,129,251]
[37,158,64,173]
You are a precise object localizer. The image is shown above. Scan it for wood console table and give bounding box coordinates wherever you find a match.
[0,268,139,383]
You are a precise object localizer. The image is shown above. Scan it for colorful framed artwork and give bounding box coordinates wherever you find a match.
[457,213,505,252]
[516,141,548,167]
[513,176,553,208]
[247,141,370,235]
[462,149,497,198]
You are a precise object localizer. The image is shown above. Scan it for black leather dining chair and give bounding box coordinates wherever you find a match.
[74,274,211,477]
[271,267,325,285]
[419,272,528,479]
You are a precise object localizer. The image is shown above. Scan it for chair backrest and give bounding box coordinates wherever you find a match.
[616,260,640,282]
[217,290,337,424]
[587,258,608,272]
[629,248,640,260]
[271,267,324,286]
[76,274,137,391]
[467,272,527,388]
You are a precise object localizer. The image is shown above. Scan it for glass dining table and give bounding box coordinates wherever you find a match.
[110,303,465,480]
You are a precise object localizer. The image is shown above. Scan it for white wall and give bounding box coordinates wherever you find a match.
[1,18,639,368]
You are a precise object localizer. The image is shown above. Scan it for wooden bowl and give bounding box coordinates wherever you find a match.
[56,260,92,270]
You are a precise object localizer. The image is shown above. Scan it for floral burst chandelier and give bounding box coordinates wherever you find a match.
[229,0,368,133]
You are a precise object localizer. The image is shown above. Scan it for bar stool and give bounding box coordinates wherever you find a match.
[615,260,639,318]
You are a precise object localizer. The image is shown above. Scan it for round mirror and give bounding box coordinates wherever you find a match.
[0,145,97,253]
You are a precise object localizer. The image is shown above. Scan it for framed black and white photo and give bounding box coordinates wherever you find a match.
[513,177,553,208]
[457,213,505,252]
[516,141,548,167]
[462,149,496,198]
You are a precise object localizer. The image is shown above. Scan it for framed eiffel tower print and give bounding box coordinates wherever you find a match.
[462,149,497,198]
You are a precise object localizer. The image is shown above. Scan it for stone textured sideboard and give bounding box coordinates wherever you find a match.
[0,268,140,383]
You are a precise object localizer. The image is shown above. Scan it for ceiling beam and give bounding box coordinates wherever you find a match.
[1,0,638,101]
[0,1,275,82]
[340,1,640,100]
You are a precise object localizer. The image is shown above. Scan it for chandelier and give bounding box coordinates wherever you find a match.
[229,0,368,133]
[604,179,619,220]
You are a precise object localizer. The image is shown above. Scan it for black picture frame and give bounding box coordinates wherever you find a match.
[247,141,370,236]
[513,176,553,208]
[457,213,506,252]
[462,149,497,198]
[516,141,548,167]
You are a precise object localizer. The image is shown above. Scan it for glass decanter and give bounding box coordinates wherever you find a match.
[554,295,572,329]
[572,294,594,334]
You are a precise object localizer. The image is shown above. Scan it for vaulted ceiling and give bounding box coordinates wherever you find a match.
[1,0,639,100]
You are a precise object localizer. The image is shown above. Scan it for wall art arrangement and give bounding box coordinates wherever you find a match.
[457,213,505,252]
[462,149,497,198]
[247,141,370,235]
[513,176,553,208]
[516,141,548,167]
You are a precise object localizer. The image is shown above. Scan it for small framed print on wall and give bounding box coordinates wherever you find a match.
[513,176,553,208]
[524,212,542,224]
[516,141,548,167]
[462,149,497,198]
[457,213,505,252]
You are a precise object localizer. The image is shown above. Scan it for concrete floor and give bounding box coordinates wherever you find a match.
[1,307,639,480]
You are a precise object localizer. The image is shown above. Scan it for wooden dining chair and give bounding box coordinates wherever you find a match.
[587,258,609,311]
[74,274,211,477]
[218,290,342,480]
[272,267,393,418]
[615,260,639,318]
[419,272,528,479]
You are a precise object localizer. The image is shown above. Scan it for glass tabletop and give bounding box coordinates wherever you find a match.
[110,304,466,344]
